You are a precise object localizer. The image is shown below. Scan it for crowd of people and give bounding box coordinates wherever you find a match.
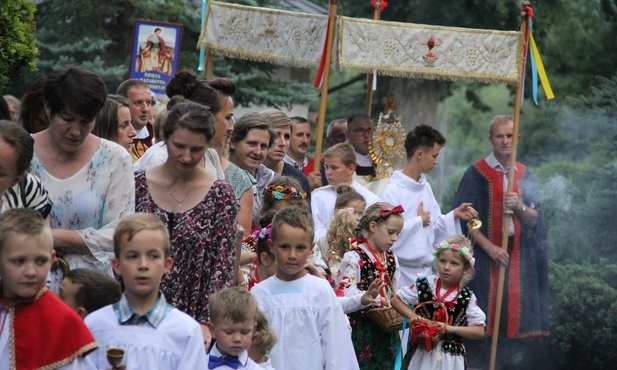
[0,66,549,370]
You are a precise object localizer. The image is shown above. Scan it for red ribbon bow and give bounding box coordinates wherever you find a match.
[379,205,404,217]
[411,321,442,351]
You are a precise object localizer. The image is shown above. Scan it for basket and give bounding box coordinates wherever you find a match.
[365,306,404,333]
[410,301,448,351]
[364,279,404,333]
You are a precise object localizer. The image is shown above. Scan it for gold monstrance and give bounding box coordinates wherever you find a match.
[368,95,406,180]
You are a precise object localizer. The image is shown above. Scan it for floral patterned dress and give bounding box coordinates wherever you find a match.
[135,171,238,324]
[30,139,135,291]
[337,242,400,369]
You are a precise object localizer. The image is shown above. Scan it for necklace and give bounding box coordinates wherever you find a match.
[164,174,192,210]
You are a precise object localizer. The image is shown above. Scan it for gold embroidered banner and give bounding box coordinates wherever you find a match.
[199,1,328,68]
[339,17,523,84]
[199,2,523,84]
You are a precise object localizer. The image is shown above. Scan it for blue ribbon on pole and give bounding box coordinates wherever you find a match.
[197,0,208,71]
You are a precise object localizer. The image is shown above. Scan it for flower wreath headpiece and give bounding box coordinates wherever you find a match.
[433,240,475,267]
[253,225,272,240]
[264,185,307,200]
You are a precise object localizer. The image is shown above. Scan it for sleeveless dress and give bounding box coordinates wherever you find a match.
[135,171,238,323]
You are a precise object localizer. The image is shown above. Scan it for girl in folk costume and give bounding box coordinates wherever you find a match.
[336,202,404,369]
[317,184,366,277]
[391,235,486,370]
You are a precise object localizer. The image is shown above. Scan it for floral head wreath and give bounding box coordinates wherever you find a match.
[253,225,272,240]
[433,240,475,267]
[264,185,307,200]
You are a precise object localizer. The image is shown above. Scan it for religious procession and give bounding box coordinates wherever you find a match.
[2,0,614,369]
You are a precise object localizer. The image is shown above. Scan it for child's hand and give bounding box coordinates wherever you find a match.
[360,278,387,305]
[304,261,324,278]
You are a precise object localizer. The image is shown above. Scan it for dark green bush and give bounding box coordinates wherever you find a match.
[548,261,617,369]
[0,0,38,90]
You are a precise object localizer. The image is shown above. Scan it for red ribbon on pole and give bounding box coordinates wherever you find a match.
[313,1,334,87]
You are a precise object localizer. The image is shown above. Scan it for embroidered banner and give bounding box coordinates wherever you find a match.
[199,1,328,68]
[339,17,523,84]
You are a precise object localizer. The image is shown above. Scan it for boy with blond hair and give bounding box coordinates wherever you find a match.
[85,213,207,369]
[251,207,359,370]
[0,208,97,369]
[311,142,380,241]
[207,286,262,369]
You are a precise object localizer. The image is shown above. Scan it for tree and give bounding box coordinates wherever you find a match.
[0,0,38,90]
[5,0,313,110]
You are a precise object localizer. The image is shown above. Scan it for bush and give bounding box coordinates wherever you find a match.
[0,0,38,90]
[548,260,617,369]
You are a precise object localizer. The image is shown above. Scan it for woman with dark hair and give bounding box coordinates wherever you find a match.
[19,77,49,133]
[29,66,135,291]
[0,120,52,216]
[92,95,137,153]
[160,69,254,234]
[135,101,237,347]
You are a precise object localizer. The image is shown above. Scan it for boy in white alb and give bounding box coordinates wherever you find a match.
[85,213,207,369]
[207,286,262,369]
[381,125,478,287]
[251,207,359,370]
[311,142,380,241]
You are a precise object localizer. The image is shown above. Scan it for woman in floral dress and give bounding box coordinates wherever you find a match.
[30,67,135,291]
[135,101,238,347]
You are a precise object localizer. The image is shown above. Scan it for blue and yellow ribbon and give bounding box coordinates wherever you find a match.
[525,7,554,104]
[197,0,208,71]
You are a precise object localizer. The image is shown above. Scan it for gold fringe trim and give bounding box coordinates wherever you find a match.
[203,46,321,69]
[36,342,99,370]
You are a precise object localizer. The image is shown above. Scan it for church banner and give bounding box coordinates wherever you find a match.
[200,1,328,68]
[339,17,523,84]
[130,20,183,95]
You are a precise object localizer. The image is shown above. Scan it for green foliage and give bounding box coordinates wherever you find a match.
[549,261,617,368]
[5,0,308,110]
[0,0,38,90]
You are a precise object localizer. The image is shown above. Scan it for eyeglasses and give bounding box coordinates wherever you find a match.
[351,128,373,136]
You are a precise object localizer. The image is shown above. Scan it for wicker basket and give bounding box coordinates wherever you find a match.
[364,279,404,333]
[365,305,404,333]
[411,301,448,350]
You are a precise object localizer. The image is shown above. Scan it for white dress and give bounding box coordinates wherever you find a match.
[30,139,135,290]
[251,274,359,370]
[396,275,486,370]
[85,305,208,369]
[311,180,381,242]
[381,171,461,287]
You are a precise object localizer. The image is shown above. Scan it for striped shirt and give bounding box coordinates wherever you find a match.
[1,173,53,218]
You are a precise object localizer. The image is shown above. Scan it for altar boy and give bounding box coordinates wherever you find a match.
[85,213,207,369]
[0,208,97,369]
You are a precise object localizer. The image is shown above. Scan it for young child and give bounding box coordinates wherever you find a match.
[207,286,261,369]
[391,235,486,370]
[0,208,97,369]
[336,202,405,369]
[317,184,366,276]
[250,206,360,370]
[248,311,277,369]
[85,213,208,369]
[312,142,381,241]
[59,268,122,319]
[381,125,478,287]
